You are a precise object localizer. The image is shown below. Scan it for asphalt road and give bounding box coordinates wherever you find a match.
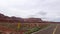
[55,24,60,34]
[33,24,60,34]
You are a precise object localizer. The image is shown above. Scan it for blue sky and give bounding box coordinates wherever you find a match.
[0,0,60,22]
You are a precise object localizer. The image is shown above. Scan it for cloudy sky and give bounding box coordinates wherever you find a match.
[0,0,60,22]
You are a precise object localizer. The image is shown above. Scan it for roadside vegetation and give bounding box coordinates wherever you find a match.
[0,22,50,34]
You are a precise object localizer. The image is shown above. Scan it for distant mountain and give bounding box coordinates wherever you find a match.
[0,13,42,23]
[24,18,42,23]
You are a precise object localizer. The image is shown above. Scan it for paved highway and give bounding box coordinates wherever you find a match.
[33,24,60,34]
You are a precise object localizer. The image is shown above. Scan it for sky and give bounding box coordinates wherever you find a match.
[0,0,60,22]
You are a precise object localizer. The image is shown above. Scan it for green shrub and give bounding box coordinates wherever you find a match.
[24,27,40,34]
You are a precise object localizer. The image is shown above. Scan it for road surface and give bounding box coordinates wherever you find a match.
[33,24,60,34]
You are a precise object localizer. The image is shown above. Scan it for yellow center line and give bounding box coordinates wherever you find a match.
[52,24,58,34]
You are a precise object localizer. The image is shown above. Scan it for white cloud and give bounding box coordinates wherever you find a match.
[0,0,60,22]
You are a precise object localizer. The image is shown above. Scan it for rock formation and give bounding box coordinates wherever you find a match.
[0,13,42,23]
